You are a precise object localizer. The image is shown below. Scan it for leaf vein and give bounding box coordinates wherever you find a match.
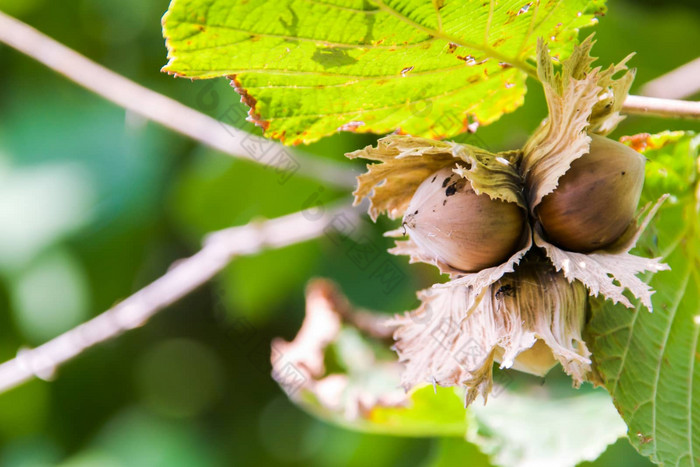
[174,21,435,50]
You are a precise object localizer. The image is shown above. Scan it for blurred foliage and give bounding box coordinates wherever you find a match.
[0,0,696,465]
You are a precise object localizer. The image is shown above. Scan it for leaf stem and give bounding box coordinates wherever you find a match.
[0,201,361,394]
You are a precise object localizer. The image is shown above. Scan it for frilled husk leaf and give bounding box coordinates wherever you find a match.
[347,135,526,221]
[521,35,635,212]
[534,198,670,310]
[391,260,591,407]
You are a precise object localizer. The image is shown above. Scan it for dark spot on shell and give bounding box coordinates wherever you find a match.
[442,199,447,206]
[621,171,626,176]
[442,177,452,188]
[414,210,419,215]
[431,175,437,183]
[445,178,466,197]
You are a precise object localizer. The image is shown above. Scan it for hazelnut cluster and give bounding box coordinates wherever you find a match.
[347,37,668,404]
[405,133,645,271]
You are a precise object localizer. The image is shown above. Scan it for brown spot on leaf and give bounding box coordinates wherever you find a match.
[447,42,458,53]
[457,54,476,65]
[518,3,533,15]
[229,75,271,132]
[401,66,414,76]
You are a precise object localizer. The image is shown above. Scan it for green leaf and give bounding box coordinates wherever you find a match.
[468,383,627,467]
[163,0,605,144]
[426,438,493,467]
[587,131,700,466]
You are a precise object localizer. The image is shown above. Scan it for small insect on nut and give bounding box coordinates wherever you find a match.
[403,166,526,273]
[537,134,646,252]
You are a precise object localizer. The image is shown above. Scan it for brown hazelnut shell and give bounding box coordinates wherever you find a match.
[536,134,645,252]
[403,166,526,273]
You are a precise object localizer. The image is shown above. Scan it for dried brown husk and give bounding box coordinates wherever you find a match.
[391,259,591,407]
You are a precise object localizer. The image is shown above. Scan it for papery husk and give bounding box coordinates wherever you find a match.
[521,35,635,213]
[391,259,591,407]
[347,135,526,221]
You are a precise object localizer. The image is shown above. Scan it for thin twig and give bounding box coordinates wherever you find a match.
[0,11,356,189]
[640,57,700,100]
[622,95,700,120]
[0,202,361,394]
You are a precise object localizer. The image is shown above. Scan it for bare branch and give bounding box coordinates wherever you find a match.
[0,201,361,394]
[640,57,700,100]
[0,11,356,189]
[622,95,700,120]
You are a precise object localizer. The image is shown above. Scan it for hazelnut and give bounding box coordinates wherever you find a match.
[403,166,526,272]
[537,134,645,252]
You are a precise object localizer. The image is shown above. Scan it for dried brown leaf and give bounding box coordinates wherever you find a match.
[271,279,406,418]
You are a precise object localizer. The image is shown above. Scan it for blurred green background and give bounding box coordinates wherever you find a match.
[0,0,697,465]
